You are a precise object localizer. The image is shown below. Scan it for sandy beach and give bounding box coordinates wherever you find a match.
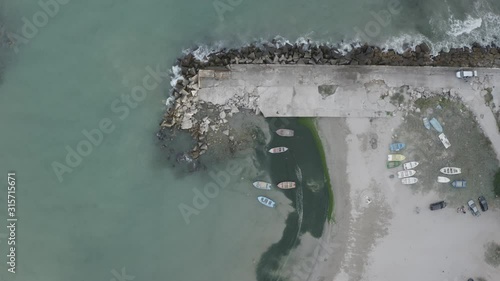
[315,109,500,281]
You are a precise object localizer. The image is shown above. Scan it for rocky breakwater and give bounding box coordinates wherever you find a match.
[159,41,500,159]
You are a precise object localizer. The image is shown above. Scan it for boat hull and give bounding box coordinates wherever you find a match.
[452,180,467,188]
[387,161,401,169]
[276,129,294,137]
[389,142,405,152]
[388,154,406,161]
[269,147,288,154]
[438,133,451,149]
[403,161,419,170]
[402,177,418,185]
[437,176,450,183]
[253,181,272,190]
[423,117,431,130]
[257,196,276,208]
[430,118,443,133]
[277,181,296,189]
[440,167,461,175]
[397,169,416,179]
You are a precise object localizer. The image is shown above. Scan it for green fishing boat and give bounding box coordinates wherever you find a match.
[387,161,402,169]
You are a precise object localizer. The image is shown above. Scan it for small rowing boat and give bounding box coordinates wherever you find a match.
[387,161,402,169]
[437,176,450,183]
[430,118,443,133]
[423,117,431,130]
[257,196,276,208]
[253,181,272,190]
[440,167,461,175]
[389,142,405,152]
[276,129,294,137]
[401,177,418,185]
[388,154,406,161]
[438,133,451,149]
[403,161,419,170]
[451,180,467,188]
[277,181,296,189]
[268,147,288,154]
[397,169,416,179]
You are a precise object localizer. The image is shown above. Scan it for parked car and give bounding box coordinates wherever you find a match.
[467,199,480,216]
[478,196,488,212]
[456,70,477,78]
[429,201,447,211]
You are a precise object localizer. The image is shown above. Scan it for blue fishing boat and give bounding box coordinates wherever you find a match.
[257,196,276,208]
[429,118,443,133]
[451,180,467,188]
[423,117,431,130]
[389,142,405,152]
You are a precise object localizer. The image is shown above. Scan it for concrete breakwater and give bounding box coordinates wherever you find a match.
[159,41,500,159]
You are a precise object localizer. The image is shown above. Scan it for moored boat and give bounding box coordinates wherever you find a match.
[253,181,272,190]
[276,129,294,137]
[388,154,406,161]
[440,167,461,175]
[277,181,296,189]
[257,196,276,208]
[268,147,288,154]
[401,177,418,185]
[387,161,402,169]
[423,117,431,130]
[437,176,450,183]
[389,142,405,152]
[438,133,451,149]
[451,180,467,188]
[430,118,443,133]
[397,169,416,179]
[403,161,419,170]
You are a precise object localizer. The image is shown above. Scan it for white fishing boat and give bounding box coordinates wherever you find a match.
[268,147,288,154]
[397,169,416,179]
[277,181,296,189]
[438,133,451,149]
[423,117,431,130]
[403,161,419,170]
[257,196,276,208]
[437,176,450,183]
[401,177,418,185]
[440,167,461,175]
[388,154,406,161]
[276,129,294,137]
[253,181,272,190]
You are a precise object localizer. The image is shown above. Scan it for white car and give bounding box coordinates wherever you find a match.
[467,199,480,216]
[456,70,477,78]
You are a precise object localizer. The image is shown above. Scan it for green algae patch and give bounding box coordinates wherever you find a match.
[299,117,334,221]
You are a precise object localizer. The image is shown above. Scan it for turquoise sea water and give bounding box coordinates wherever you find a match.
[0,0,499,280]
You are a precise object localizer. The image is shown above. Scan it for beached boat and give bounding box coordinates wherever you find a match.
[430,118,443,133]
[268,147,288,154]
[401,177,418,185]
[440,167,461,175]
[397,169,416,179]
[387,161,402,169]
[451,180,467,188]
[389,142,405,152]
[437,176,450,183]
[403,161,419,170]
[276,129,294,137]
[277,181,296,189]
[257,196,276,208]
[438,133,451,149]
[253,181,272,190]
[388,154,406,161]
[423,117,431,130]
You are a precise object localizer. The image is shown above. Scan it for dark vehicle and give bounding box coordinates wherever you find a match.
[478,196,488,212]
[429,201,447,211]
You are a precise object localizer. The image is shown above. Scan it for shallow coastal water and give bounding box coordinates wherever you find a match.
[0,0,500,280]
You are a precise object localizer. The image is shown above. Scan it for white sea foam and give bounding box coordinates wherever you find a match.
[169,65,183,88]
[446,15,482,37]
